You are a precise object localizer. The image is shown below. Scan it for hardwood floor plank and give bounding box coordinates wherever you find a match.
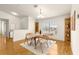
[0,37,72,55]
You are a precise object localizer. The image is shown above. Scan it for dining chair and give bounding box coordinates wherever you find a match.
[36,35,49,53]
[39,39,49,53]
[25,33,33,45]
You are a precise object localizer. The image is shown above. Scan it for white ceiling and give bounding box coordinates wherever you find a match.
[0,4,72,19]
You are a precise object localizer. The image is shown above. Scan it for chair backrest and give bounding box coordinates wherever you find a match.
[25,33,33,39]
[35,32,40,35]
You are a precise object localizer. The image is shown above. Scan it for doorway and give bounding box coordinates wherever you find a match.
[35,22,39,33]
[0,19,9,49]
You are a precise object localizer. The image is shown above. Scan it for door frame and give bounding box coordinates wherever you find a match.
[0,18,9,38]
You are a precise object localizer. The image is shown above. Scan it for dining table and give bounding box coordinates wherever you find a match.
[25,33,60,49]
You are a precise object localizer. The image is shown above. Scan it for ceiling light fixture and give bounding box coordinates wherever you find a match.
[34,5,44,19]
[34,5,38,8]
[37,8,44,18]
[11,11,18,16]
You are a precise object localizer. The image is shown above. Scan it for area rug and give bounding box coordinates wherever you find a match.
[20,40,56,55]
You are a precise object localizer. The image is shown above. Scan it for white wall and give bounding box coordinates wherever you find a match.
[0,10,35,42]
[13,16,35,41]
[0,11,20,30]
[28,16,35,33]
[39,14,70,41]
[71,5,79,55]
[0,11,21,38]
[71,31,79,55]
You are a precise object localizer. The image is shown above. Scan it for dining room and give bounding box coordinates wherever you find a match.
[0,4,72,55]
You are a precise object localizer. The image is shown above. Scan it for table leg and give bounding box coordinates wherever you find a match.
[34,37,37,49]
[29,38,32,45]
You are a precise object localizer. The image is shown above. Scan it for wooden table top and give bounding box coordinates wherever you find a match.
[27,33,60,41]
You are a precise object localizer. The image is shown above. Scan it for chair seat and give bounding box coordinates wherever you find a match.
[39,39,47,43]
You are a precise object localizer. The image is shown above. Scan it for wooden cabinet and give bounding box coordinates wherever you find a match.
[65,18,71,42]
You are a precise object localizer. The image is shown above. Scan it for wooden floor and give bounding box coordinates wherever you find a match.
[0,37,72,55]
